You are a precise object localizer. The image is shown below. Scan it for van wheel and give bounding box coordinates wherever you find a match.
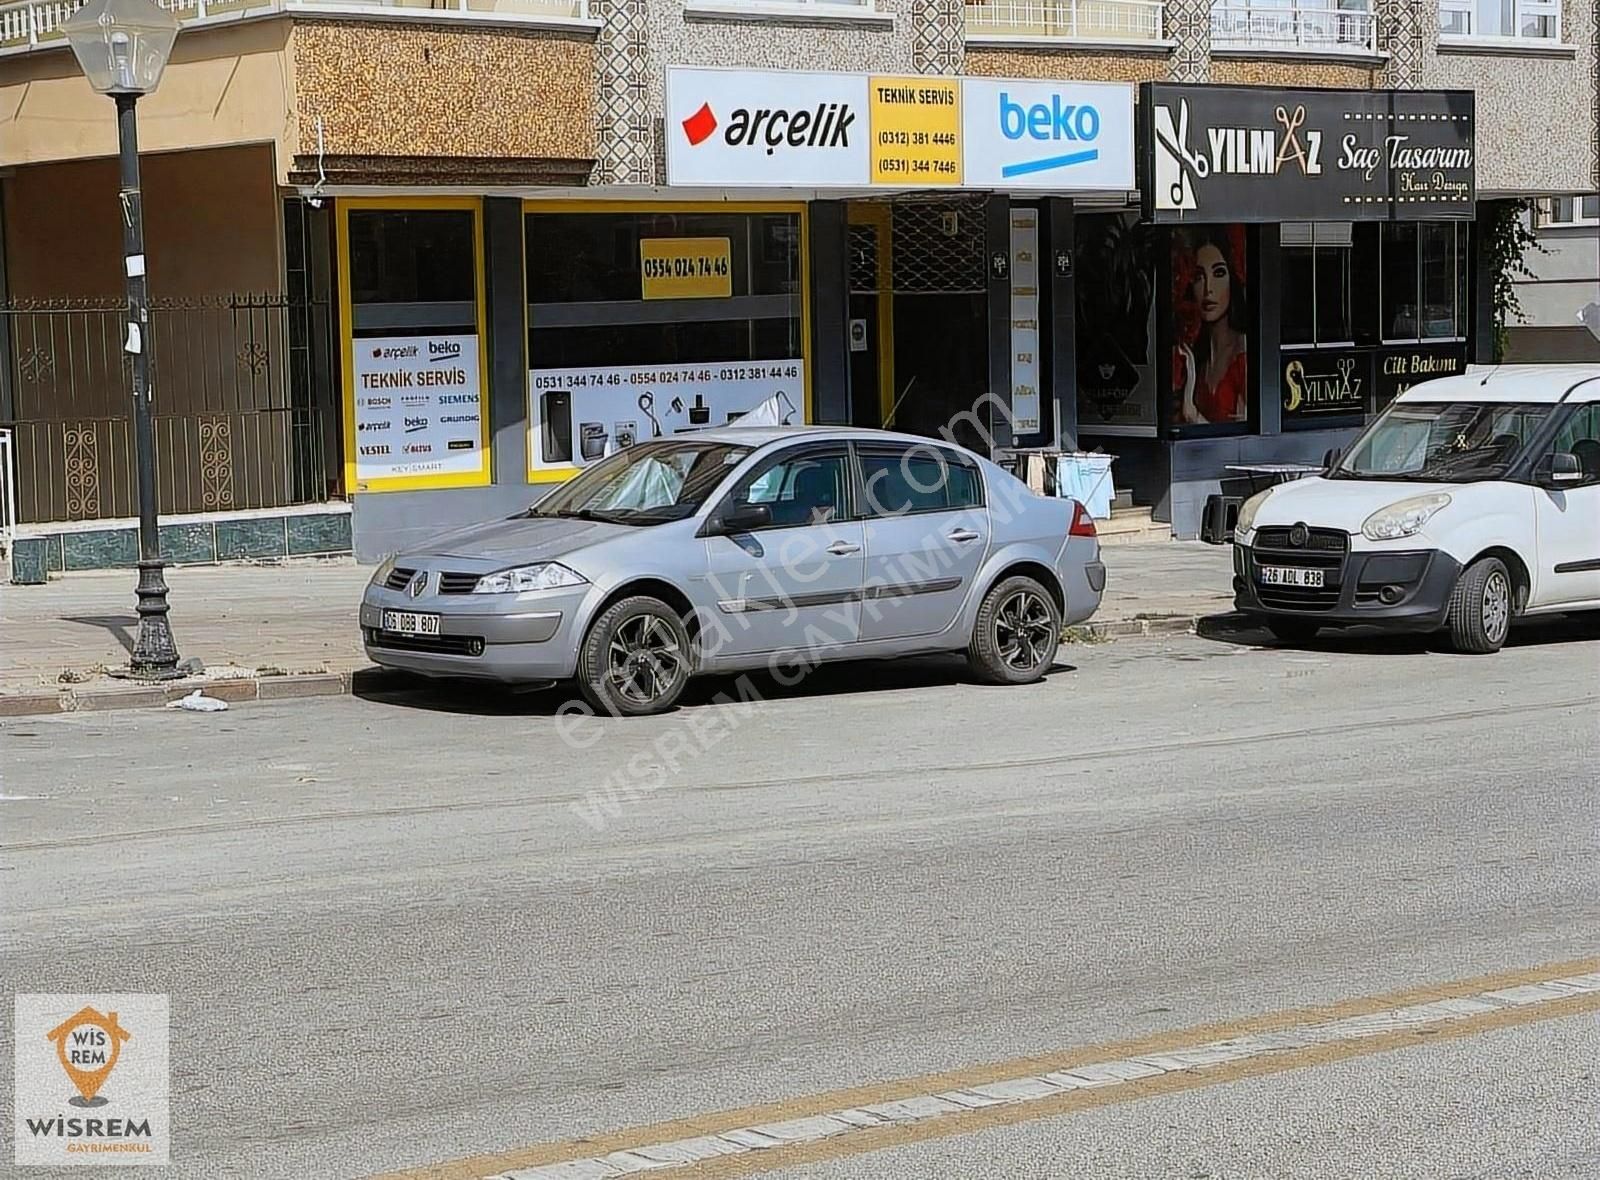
[1445,557,1512,654]
[1265,617,1320,645]
[968,575,1061,685]
[577,596,692,716]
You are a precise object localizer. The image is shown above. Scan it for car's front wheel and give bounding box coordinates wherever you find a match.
[968,574,1061,686]
[1445,556,1513,654]
[577,595,692,716]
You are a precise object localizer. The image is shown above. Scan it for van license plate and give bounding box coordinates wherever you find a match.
[1259,566,1324,588]
[381,610,441,635]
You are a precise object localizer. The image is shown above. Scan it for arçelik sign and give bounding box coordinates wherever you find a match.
[665,67,1134,192]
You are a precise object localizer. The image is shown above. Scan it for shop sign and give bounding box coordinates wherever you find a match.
[667,69,870,187]
[1141,84,1475,223]
[1375,343,1468,405]
[352,334,485,485]
[870,76,962,184]
[1282,349,1368,418]
[962,79,1135,191]
[666,67,1135,193]
[1009,209,1042,435]
[527,359,805,478]
[640,237,732,300]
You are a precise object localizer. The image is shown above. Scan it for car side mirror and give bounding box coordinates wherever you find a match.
[1321,447,1342,474]
[716,502,772,534]
[1537,451,1584,486]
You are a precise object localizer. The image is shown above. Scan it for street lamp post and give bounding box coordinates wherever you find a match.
[63,0,183,679]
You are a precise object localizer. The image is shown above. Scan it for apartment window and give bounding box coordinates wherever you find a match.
[1381,222,1468,344]
[1282,223,1354,348]
[1439,0,1560,39]
[1537,196,1600,227]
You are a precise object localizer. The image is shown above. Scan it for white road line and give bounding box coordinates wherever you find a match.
[496,972,1600,1180]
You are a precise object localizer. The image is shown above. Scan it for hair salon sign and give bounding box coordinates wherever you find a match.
[1140,84,1474,223]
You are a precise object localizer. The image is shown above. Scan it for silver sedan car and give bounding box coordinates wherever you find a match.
[361,427,1106,715]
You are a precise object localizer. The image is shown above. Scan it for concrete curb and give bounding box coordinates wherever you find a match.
[0,611,1240,717]
[0,671,368,718]
[1063,613,1212,643]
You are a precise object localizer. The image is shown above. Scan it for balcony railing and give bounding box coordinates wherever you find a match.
[0,0,588,53]
[964,0,1163,41]
[1211,1,1376,53]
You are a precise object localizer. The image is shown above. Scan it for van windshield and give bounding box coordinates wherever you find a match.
[1333,401,1552,483]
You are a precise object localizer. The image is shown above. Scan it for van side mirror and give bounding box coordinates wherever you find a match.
[715,502,772,534]
[1321,448,1342,473]
[1536,451,1584,486]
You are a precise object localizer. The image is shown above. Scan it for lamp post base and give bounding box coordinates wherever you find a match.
[127,559,182,680]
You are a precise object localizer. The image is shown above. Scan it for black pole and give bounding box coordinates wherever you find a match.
[116,91,180,679]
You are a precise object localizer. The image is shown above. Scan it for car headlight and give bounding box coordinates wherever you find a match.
[1235,489,1271,537]
[471,562,588,594]
[369,556,396,587]
[1362,493,1451,541]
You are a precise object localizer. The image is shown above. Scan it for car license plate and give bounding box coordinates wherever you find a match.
[381,610,441,636]
[1259,566,1324,588]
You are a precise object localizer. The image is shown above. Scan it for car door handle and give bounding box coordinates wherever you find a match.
[826,540,861,556]
[947,528,982,543]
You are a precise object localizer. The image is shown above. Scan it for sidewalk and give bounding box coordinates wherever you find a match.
[0,542,1236,712]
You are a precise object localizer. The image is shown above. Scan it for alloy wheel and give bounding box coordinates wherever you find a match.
[606,613,686,706]
[994,589,1055,672]
[1481,569,1510,645]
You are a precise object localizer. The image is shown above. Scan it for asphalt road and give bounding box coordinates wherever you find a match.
[3,620,1598,1178]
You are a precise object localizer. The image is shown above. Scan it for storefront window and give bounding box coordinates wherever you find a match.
[348,209,476,330]
[1381,222,1466,344]
[341,201,488,492]
[524,208,806,480]
[1282,223,1353,348]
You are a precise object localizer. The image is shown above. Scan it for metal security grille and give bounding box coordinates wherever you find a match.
[889,196,988,294]
[849,224,879,293]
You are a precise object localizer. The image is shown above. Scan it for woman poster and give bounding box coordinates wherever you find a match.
[1171,226,1249,426]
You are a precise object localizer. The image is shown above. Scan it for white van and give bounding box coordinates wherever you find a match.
[1234,364,1600,653]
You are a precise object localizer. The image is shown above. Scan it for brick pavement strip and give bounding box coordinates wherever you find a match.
[0,544,1237,715]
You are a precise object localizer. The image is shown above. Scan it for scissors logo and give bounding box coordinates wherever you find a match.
[1153,99,1209,212]
[1273,104,1322,176]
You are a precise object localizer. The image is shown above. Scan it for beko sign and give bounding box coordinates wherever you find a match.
[961,79,1134,190]
[666,67,1134,192]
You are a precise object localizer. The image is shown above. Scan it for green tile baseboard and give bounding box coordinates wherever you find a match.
[9,509,352,584]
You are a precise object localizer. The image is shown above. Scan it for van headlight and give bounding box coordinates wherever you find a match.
[471,562,588,594]
[1235,489,1271,537]
[1362,494,1451,541]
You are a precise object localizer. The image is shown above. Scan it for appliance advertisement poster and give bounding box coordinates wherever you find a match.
[527,359,805,478]
[352,334,486,486]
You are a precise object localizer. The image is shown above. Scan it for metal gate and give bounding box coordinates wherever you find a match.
[0,294,339,524]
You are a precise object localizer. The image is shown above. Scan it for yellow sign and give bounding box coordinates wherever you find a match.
[868,76,961,186]
[640,237,732,300]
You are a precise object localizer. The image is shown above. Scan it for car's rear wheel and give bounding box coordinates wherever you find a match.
[1265,617,1321,645]
[1446,556,1512,654]
[968,575,1060,686]
[577,595,692,716]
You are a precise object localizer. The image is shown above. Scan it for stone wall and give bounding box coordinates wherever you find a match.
[292,20,597,185]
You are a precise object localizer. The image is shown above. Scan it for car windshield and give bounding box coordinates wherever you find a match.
[530,440,752,524]
[1333,401,1552,483]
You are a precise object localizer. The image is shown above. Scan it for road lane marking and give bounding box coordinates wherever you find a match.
[367,958,1600,1180]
